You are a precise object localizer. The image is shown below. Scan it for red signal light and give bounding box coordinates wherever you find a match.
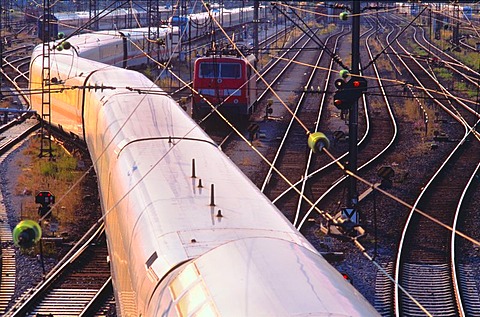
[352,81,361,88]
[35,191,55,205]
[342,273,352,284]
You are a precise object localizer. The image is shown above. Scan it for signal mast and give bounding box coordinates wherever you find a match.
[39,0,54,158]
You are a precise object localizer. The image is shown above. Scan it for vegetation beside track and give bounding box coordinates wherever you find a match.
[11,135,99,255]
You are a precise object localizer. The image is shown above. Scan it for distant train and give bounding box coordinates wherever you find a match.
[28,23,380,317]
[37,7,154,38]
[192,51,257,121]
[396,2,473,21]
[55,8,149,36]
[60,26,173,66]
[169,6,269,45]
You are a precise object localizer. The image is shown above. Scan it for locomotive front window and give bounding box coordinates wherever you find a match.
[221,63,241,78]
[199,63,219,78]
[199,62,241,79]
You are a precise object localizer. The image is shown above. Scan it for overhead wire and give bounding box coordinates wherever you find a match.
[36,1,480,252]
[146,6,478,316]
[200,5,480,315]
[52,0,131,49]
[271,2,350,71]
[38,0,332,230]
[27,3,480,314]
[198,0,480,246]
[270,54,480,109]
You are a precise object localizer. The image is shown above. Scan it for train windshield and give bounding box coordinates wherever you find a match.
[199,62,241,78]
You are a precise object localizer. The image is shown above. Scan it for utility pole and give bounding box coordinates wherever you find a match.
[253,0,259,64]
[0,0,3,102]
[39,0,54,158]
[453,4,460,46]
[89,0,99,31]
[347,1,360,212]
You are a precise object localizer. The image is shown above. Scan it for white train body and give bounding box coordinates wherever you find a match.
[29,39,379,316]
[62,26,173,66]
[169,6,268,44]
[55,8,151,36]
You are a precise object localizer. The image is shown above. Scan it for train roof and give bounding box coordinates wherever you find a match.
[196,53,256,64]
[55,7,146,22]
[62,26,170,51]
[171,6,255,21]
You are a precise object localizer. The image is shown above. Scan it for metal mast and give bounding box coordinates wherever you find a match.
[0,1,3,101]
[347,1,361,210]
[39,0,54,158]
[253,0,259,64]
[89,0,99,31]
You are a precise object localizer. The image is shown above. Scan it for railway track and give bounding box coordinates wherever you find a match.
[6,224,114,317]
[376,16,480,316]
[3,7,480,315]
[263,21,399,238]
[1,45,34,110]
[260,27,347,225]
[220,18,400,288]
[207,27,316,143]
[218,11,480,315]
[0,117,39,314]
[170,26,296,115]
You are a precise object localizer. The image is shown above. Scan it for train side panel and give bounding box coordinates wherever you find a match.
[29,49,87,138]
[79,65,378,316]
[29,34,381,317]
[146,238,379,316]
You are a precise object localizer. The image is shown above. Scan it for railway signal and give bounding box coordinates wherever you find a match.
[36,191,55,218]
[333,76,368,110]
[378,166,395,189]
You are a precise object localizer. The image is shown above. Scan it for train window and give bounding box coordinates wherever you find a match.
[199,62,241,79]
[224,89,241,96]
[221,63,241,78]
[198,89,216,96]
[199,63,219,78]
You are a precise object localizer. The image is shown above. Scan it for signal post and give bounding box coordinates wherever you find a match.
[349,1,361,214]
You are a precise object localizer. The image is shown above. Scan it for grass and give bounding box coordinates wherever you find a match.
[14,136,86,240]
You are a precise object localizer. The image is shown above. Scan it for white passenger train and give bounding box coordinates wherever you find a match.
[169,6,268,44]
[43,4,267,63]
[51,4,266,44]
[61,26,173,66]
[54,7,152,36]
[28,29,380,317]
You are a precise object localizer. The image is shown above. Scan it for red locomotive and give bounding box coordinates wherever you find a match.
[192,49,257,123]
